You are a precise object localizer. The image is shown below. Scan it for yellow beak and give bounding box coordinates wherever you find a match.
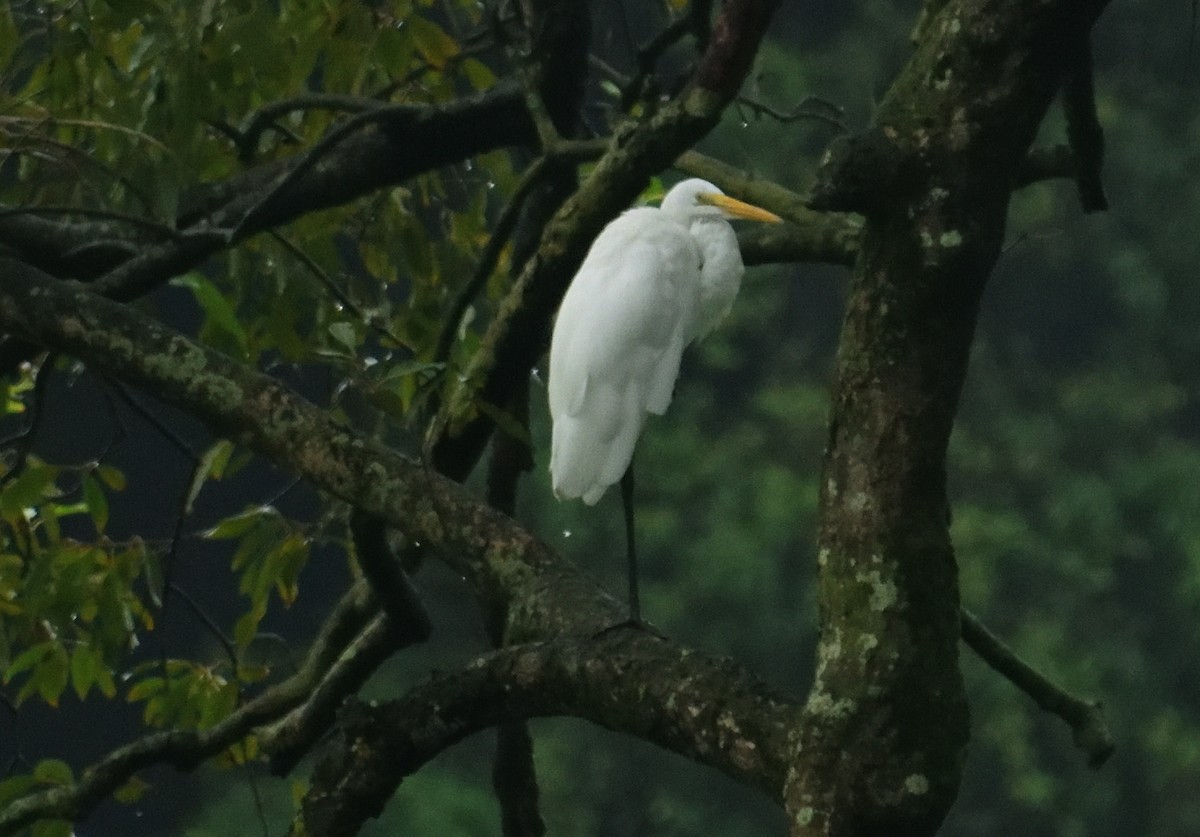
[698,192,783,223]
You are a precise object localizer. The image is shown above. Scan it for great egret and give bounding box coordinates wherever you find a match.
[547,178,782,620]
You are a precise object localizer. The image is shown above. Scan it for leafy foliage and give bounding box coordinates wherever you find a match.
[0,0,1195,835]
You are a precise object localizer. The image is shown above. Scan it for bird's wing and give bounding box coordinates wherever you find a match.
[548,211,700,504]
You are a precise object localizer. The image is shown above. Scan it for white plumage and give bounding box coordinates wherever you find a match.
[548,178,782,505]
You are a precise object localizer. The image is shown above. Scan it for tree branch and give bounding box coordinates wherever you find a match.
[1062,37,1108,212]
[960,609,1114,768]
[792,0,1112,832]
[294,635,797,836]
[259,612,397,776]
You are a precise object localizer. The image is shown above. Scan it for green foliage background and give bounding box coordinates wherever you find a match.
[0,1,1196,835]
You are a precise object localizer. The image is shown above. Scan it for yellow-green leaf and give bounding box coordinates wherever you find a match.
[32,759,73,786]
[407,15,459,70]
[82,473,109,533]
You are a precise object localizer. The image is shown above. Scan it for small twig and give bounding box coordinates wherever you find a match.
[432,155,551,365]
[260,612,396,775]
[0,131,157,212]
[0,205,181,239]
[103,380,201,619]
[735,94,848,133]
[227,94,382,162]
[106,381,199,463]
[166,582,239,672]
[961,608,1114,768]
[267,231,408,350]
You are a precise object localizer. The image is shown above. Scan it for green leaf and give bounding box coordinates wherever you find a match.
[126,676,164,703]
[82,473,109,533]
[95,464,127,491]
[0,774,36,810]
[327,321,359,352]
[0,463,59,520]
[233,603,266,649]
[113,775,150,804]
[5,642,51,682]
[70,644,98,700]
[407,15,459,70]
[171,273,250,360]
[203,506,279,540]
[32,759,73,786]
[460,57,495,90]
[30,819,72,837]
[36,644,70,706]
[185,440,236,513]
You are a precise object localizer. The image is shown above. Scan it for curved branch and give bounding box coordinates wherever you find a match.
[295,635,798,836]
[1017,143,1077,186]
[259,612,397,776]
[960,609,1114,767]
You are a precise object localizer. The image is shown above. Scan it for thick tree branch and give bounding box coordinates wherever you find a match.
[502,137,861,265]
[0,81,540,376]
[295,635,797,836]
[792,1,1112,834]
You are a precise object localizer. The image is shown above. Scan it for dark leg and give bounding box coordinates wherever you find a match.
[620,462,640,623]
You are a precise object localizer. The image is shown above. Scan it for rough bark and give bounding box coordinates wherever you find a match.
[790,0,1111,833]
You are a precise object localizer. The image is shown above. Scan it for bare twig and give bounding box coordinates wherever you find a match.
[433,155,551,366]
[260,611,397,775]
[266,231,409,350]
[225,94,383,162]
[735,94,848,133]
[961,608,1114,768]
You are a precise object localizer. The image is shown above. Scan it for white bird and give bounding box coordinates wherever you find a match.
[548,178,782,506]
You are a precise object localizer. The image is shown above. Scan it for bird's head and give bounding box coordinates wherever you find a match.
[660,178,783,224]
